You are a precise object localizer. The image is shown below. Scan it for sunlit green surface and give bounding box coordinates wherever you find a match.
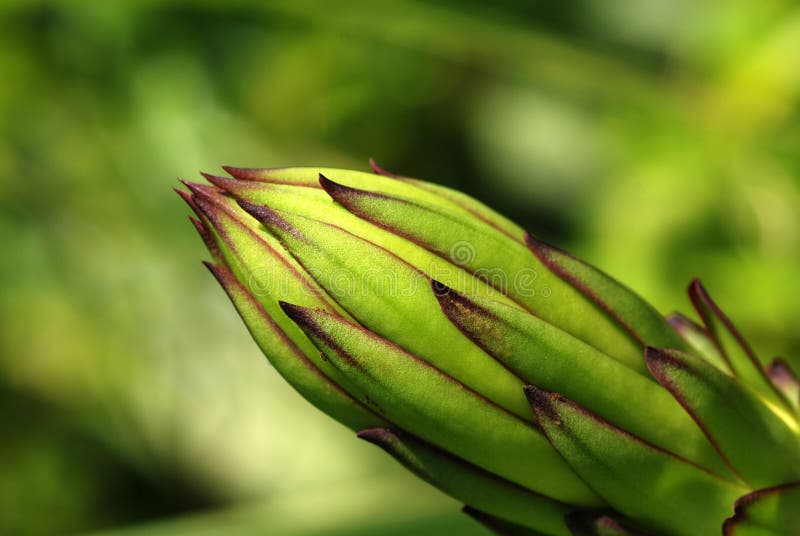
[1,1,798,534]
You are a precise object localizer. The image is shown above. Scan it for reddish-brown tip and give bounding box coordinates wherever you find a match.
[222,165,269,181]
[318,173,351,200]
[369,158,400,178]
[236,200,298,238]
[524,385,561,428]
[202,260,234,286]
[524,232,561,264]
[430,279,453,298]
[356,427,399,446]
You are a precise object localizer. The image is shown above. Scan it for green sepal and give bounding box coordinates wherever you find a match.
[766,358,800,413]
[434,284,732,478]
[203,262,382,431]
[667,312,731,374]
[181,183,352,384]
[176,186,225,264]
[358,428,570,536]
[281,303,602,506]
[369,158,526,240]
[238,202,532,420]
[202,173,517,308]
[564,510,647,535]
[526,235,689,357]
[723,483,800,535]
[225,162,523,241]
[525,385,747,536]
[222,165,490,225]
[689,279,793,416]
[318,174,644,373]
[462,507,552,536]
[646,347,800,488]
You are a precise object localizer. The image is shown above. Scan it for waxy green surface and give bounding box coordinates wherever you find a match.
[284,304,602,506]
[526,386,746,536]
[436,286,733,478]
[358,428,571,535]
[647,348,800,488]
[204,263,381,431]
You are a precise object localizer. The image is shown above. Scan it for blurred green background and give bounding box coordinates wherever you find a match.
[1,0,799,534]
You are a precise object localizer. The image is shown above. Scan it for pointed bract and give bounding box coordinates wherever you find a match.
[434,283,731,477]
[667,312,731,373]
[766,358,800,413]
[203,263,381,431]
[283,304,601,505]
[646,347,800,487]
[723,483,800,535]
[318,174,645,372]
[462,507,552,536]
[525,385,746,536]
[688,279,791,415]
[564,510,647,536]
[358,428,571,535]
[240,203,532,420]
[180,163,798,535]
[527,235,689,359]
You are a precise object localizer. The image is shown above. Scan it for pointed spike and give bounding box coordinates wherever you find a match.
[174,186,197,208]
[222,165,277,181]
[200,262,381,431]
[646,346,800,487]
[201,171,242,190]
[179,178,223,198]
[369,157,401,178]
[318,173,355,199]
[524,384,747,536]
[357,428,571,535]
[688,278,792,413]
[723,483,800,535]
[666,312,731,373]
[236,200,305,240]
[284,305,600,505]
[189,216,223,264]
[526,233,689,356]
[175,186,210,224]
[766,358,800,411]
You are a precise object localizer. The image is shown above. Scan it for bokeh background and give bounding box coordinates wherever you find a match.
[2,1,799,534]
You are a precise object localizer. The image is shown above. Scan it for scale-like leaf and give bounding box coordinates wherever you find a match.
[203,173,517,307]
[667,312,730,373]
[203,263,381,431]
[646,347,800,487]
[282,303,601,506]
[239,202,531,419]
[525,385,746,536]
[178,182,349,372]
[434,283,731,477]
[723,483,800,535]
[318,175,645,372]
[368,158,525,240]
[688,279,790,414]
[527,235,688,356]
[359,428,570,535]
